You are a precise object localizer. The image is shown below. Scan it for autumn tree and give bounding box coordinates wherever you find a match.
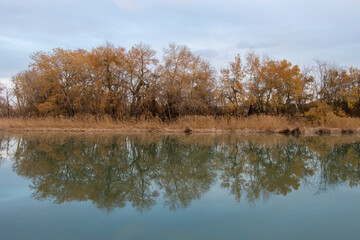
[315,60,360,115]
[245,52,263,115]
[221,52,313,116]
[0,84,11,117]
[0,84,4,116]
[344,67,360,115]
[87,43,127,118]
[159,44,216,119]
[259,59,312,114]
[12,69,43,116]
[8,42,359,119]
[28,48,90,117]
[220,54,246,115]
[124,43,159,117]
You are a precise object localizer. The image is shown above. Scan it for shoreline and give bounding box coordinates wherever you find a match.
[1,126,360,136]
[1,116,360,135]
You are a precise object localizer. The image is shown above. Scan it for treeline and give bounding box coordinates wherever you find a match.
[2,42,360,119]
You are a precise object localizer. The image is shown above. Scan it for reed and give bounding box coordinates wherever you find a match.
[1,115,360,133]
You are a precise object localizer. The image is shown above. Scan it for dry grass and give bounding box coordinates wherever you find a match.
[324,116,360,129]
[1,115,360,134]
[172,115,292,131]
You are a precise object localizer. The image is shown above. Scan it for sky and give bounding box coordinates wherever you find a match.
[1,0,360,87]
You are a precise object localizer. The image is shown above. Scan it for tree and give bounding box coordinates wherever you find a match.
[159,43,216,119]
[8,43,360,119]
[315,60,360,115]
[124,43,159,117]
[29,48,89,116]
[245,52,263,114]
[12,69,42,116]
[220,54,246,115]
[344,67,360,115]
[260,59,311,114]
[245,54,313,115]
[87,43,127,118]
[0,84,8,117]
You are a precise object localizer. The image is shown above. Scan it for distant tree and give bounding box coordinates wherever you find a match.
[8,42,360,119]
[0,84,7,117]
[245,52,263,115]
[259,59,311,115]
[87,43,127,118]
[159,43,216,119]
[315,60,360,115]
[220,54,246,115]
[12,69,42,116]
[345,67,360,115]
[28,48,90,117]
[124,43,159,117]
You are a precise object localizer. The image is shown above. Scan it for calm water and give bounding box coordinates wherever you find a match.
[1,133,360,240]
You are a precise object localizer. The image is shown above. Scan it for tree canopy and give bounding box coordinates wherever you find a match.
[3,43,359,119]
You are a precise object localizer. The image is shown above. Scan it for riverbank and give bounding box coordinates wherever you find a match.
[1,115,360,135]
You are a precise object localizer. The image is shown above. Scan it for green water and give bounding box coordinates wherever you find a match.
[1,133,360,240]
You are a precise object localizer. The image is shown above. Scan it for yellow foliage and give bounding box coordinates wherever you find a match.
[304,102,334,124]
[38,102,54,115]
[334,108,347,117]
[8,44,360,119]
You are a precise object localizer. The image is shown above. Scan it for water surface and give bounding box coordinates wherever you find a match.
[1,133,360,240]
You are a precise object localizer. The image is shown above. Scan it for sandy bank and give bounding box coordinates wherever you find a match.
[1,116,360,135]
[1,126,360,136]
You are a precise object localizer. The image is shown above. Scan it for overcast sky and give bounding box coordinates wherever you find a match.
[1,0,360,86]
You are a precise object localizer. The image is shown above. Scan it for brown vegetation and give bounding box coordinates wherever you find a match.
[1,115,360,134]
[1,42,360,128]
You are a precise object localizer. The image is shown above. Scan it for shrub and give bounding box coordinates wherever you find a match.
[304,102,335,125]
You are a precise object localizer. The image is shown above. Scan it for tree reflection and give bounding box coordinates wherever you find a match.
[3,134,360,212]
[303,137,360,192]
[218,139,315,202]
[155,137,217,210]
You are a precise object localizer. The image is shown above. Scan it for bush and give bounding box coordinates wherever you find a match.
[304,102,335,125]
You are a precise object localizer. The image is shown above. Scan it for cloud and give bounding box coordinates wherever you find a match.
[0,36,40,51]
[112,0,202,11]
[194,49,219,59]
[0,78,12,88]
[236,41,281,50]
[0,36,36,78]
[112,0,142,10]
